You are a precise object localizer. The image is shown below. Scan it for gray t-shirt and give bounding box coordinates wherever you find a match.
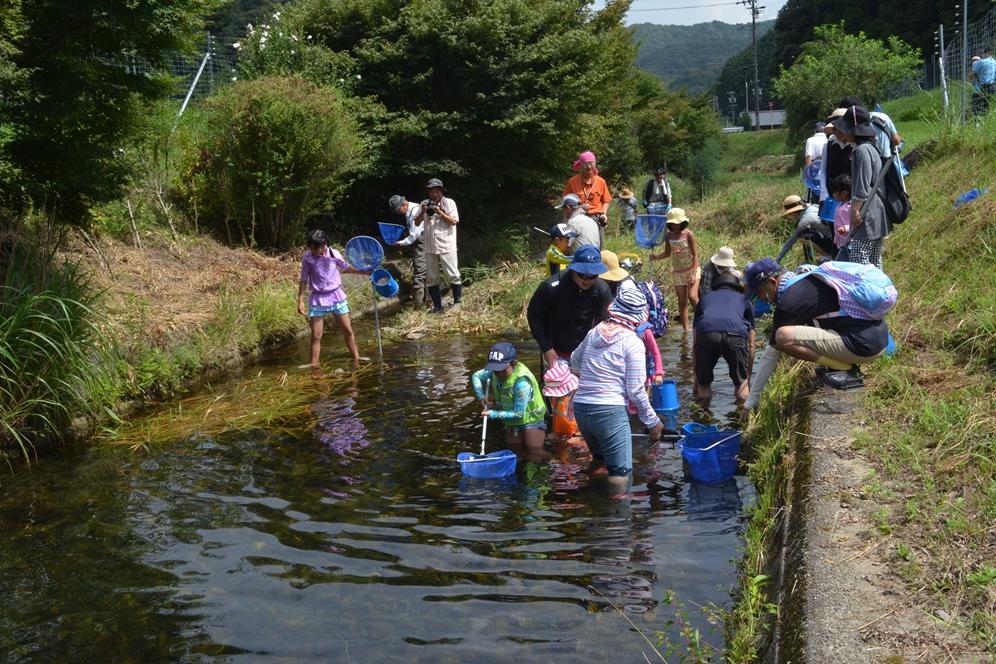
[567,210,600,249]
[850,141,889,241]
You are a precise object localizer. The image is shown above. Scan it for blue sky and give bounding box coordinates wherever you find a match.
[595,0,788,26]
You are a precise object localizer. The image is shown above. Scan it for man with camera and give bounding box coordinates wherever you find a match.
[416,177,461,314]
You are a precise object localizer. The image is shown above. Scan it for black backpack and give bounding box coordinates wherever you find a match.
[870,150,911,225]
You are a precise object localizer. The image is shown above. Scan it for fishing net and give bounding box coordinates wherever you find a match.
[634,214,667,249]
[377,222,407,245]
[802,161,821,192]
[345,236,384,271]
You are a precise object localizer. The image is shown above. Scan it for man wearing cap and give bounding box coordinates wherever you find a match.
[546,223,577,276]
[775,194,833,264]
[527,245,612,369]
[742,258,890,408]
[557,193,600,250]
[698,245,738,300]
[471,341,547,459]
[693,272,754,406]
[642,164,672,212]
[804,122,827,166]
[389,194,427,307]
[416,178,461,313]
[835,105,889,269]
[563,151,612,248]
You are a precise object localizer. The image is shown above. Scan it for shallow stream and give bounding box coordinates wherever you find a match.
[0,323,753,661]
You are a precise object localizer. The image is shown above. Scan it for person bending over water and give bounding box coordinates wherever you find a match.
[471,342,548,461]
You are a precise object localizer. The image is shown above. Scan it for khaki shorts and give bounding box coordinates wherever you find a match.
[790,325,884,365]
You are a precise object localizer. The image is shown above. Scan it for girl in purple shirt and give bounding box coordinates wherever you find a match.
[297,230,368,367]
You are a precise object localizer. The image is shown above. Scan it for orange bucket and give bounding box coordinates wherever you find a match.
[551,395,578,436]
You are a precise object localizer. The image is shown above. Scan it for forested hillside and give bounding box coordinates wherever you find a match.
[632,19,774,94]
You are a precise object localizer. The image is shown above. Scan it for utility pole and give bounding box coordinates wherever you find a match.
[739,0,764,131]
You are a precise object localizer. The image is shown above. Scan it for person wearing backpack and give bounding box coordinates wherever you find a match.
[742,258,892,407]
[836,105,889,269]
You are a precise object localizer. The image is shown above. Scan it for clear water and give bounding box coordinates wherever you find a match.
[0,326,753,662]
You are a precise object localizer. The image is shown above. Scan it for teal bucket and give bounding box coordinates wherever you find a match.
[371,268,399,298]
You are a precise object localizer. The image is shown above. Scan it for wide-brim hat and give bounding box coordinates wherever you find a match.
[619,187,634,198]
[542,361,578,397]
[780,195,806,217]
[665,207,689,226]
[599,250,630,281]
[567,244,608,276]
[835,105,877,138]
[710,246,737,268]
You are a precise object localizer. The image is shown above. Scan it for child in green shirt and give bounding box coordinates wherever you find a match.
[545,223,576,276]
[471,342,547,458]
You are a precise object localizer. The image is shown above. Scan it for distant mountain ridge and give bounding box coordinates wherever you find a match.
[632,19,775,95]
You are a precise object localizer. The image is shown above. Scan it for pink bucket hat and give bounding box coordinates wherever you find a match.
[542,361,579,397]
[572,150,597,171]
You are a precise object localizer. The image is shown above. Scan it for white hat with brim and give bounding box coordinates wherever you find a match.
[710,246,737,269]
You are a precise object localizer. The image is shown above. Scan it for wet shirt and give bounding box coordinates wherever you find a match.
[527,272,612,355]
[300,248,349,308]
[693,287,754,337]
[772,277,888,357]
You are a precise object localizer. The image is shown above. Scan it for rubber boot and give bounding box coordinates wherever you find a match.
[428,285,444,314]
[451,284,463,305]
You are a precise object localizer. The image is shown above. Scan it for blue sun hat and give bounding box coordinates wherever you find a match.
[566,244,607,275]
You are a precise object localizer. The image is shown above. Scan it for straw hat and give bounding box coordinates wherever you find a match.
[599,250,630,281]
[710,246,737,269]
[542,361,579,397]
[619,187,634,198]
[780,195,806,217]
[665,207,689,226]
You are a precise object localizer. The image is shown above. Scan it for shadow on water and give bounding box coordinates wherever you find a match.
[0,322,754,662]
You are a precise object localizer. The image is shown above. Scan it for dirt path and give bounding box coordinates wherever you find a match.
[804,388,983,662]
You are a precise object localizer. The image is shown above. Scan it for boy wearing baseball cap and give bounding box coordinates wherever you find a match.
[470,342,548,459]
[546,223,577,275]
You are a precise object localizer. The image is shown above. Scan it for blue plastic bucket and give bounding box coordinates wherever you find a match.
[377,222,407,245]
[819,198,841,223]
[681,422,718,437]
[651,379,679,412]
[679,430,741,484]
[371,268,399,298]
[457,450,517,478]
[884,333,897,357]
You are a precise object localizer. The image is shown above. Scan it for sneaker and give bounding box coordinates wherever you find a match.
[822,365,864,390]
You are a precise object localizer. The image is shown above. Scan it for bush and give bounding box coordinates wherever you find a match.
[185,75,365,249]
[0,240,110,459]
[772,24,921,146]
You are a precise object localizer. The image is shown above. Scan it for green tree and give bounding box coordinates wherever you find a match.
[187,76,366,249]
[772,24,921,146]
[0,0,218,223]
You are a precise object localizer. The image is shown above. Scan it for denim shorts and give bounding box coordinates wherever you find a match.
[509,421,547,435]
[572,401,633,477]
[308,300,349,318]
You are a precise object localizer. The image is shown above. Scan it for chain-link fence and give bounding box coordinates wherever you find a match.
[118,34,239,103]
[937,5,996,119]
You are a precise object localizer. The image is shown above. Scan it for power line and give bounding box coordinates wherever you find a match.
[628,1,740,12]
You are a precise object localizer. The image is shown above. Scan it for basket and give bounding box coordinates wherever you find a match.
[679,430,741,484]
[377,222,407,245]
[457,450,517,478]
[371,268,399,298]
[635,214,668,249]
[681,422,718,437]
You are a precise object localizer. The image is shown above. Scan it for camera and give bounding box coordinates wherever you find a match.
[425,201,438,216]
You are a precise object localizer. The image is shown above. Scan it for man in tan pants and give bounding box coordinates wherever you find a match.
[416,177,461,314]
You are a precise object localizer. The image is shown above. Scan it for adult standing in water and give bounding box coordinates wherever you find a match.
[571,287,664,496]
[417,178,461,313]
[389,194,427,308]
[527,245,612,368]
[562,151,612,248]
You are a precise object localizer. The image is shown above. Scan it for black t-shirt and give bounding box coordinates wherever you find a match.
[527,272,612,355]
[694,286,755,337]
[772,277,888,357]
[825,137,853,185]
